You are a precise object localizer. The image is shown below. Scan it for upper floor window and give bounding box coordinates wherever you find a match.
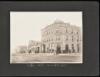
[77,38,79,42]
[58,38,60,40]
[77,32,78,34]
[49,39,50,42]
[51,38,53,41]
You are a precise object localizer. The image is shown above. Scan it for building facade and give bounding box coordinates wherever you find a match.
[28,20,82,54]
[41,20,82,54]
[28,40,42,53]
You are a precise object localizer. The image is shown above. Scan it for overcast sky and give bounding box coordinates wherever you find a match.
[10,12,82,53]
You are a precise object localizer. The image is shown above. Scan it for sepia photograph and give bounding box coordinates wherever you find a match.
[0,1,99,76]
[10,12,83,64]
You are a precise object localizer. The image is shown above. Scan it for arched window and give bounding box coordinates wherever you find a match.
[43,44,45,53]
[56,45,61,54]
[65,44,69,53]
[77,44,80,53]
[77,32,78,34]
[72,44,75,53]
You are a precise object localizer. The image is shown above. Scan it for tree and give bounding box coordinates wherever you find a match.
[18,46,27,54]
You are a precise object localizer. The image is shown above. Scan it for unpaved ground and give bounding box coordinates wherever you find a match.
[10,53,82,63]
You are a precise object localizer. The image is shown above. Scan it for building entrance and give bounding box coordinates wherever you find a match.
[43,44,45,53]
[56,45,61,54]
[65,44,69,53]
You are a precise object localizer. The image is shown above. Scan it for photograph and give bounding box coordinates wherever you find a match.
[10,12,83,64]
[0,1,99,76]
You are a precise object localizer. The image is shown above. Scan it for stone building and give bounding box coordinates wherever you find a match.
[28,20,82,54]
[28,40,42,53]
[41,20,82,54]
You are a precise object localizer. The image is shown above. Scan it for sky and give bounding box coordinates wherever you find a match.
[10,12,82,53]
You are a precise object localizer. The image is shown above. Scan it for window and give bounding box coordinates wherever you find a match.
[56,30,59,33]
[77,44,80,53]
[77,32,78,34]
[51,38,53,41]
[72,44,75,53]
[65,44,69,53]
[71,31,73,34]
[56,38,57,41]
[58,37,60,40]
[77,38,79,42]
